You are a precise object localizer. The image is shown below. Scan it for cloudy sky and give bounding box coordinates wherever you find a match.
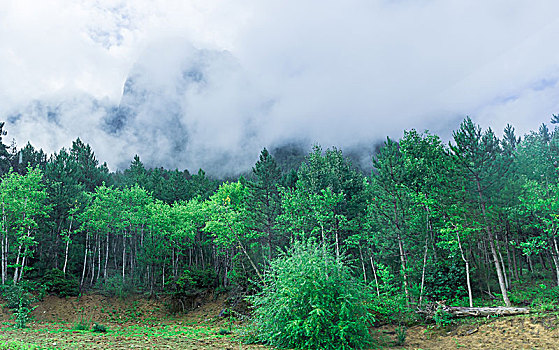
[1,0,559,173]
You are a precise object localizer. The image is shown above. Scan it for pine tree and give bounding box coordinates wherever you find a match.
[450,117,512,306]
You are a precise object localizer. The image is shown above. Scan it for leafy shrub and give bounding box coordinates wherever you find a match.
[169,267,217,298]
[0,282,37,328]
[509,279,559,311]
[0,283,34,310]
[227,253,255,291]
[98,275,134,298]
[433,305,453,327]
[42,268,79,297]
[13,301,33,329]
[422,261,467,302]
[367,263,413,323]
[92,323,108,333]
[249,240,373,350]
[73,318,90,331]
[395,325,407,346]
[188,267,217,289]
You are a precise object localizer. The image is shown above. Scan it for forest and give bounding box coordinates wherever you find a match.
[1,116,559,348]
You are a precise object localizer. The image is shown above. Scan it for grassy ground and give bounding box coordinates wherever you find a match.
[2,288,559,349]
[0,321,268,349]
[0,293,270,350]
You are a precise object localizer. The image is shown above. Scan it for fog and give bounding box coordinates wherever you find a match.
[2,1,559,174]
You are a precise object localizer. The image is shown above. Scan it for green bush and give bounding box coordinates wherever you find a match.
[172,267,217,297]
[395,325,407,346]
[73,318,90,331]
[98,275,134,298]
[422,261,467,302]
[13,302,33,329]
[0,282,37,328]
[509,279,559,311]
[0,283,34,310]
[227,253,255,291]
[189,267,217,289]
[92,323,108,333]
[42,268,79,297]
[367,263,413,323]
[248,240,373,350]
[433,305,453,327]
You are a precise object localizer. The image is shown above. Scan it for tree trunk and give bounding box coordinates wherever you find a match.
[370,254,380,298]
[80,231,89,287]
[456,230,473,307]
[527,255,534,273]
[18,248,28,282]
[441,306,529,317]
[397,232,410,307]
[551,238,559,286]
[96,233,101,281]
[419,236,429,307]
[505,226,514,282]
[1,232,5,285]
[393,200,410,306]
[512,249,524,281]
[104,232,109,281]
[62,239,70,276]
[1,201,7,284]
[358,243,367,283]
[488,236,511,306]
[122,234,126,282]
[476,179,510,306]
[62,214,74,276]
[13,243,22,284]
[496,235,509,289]
[90,235,96,286]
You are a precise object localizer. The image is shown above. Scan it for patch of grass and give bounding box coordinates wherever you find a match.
[0,320,250,350]
[0,340,48,350]
[91,323,108,333]
[72,318,90,331]
[395,325,406,346]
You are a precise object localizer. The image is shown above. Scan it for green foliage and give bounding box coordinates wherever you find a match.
[226,253,254,291]
[41,269,79,297]
[0,283,37,328]
[92,323,108,333]
[0,340,45,350]
[433,306,453,327]
[98,275,134,298]
[249,240,373,350]
[422,261,467,302]
[509,280,559,311]
[13,301,33,329]
[173,267,217,297]
[73,317,91,331]
[5,117,559,331]
[0,167,50,283]
[395,325,407,346]
[368,263,411,323]
[188,267,217,289]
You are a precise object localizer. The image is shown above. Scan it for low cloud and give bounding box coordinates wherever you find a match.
[2,1,559,175]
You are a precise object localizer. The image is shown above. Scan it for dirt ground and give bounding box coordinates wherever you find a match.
[2,294,559,349]
[381,315,559,349]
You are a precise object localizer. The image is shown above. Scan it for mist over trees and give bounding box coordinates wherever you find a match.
[1,117,558,324]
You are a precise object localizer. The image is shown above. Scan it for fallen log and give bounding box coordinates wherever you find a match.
[441,306,530,317]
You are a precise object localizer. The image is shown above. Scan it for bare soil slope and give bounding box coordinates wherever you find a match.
[383,315,559,349]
